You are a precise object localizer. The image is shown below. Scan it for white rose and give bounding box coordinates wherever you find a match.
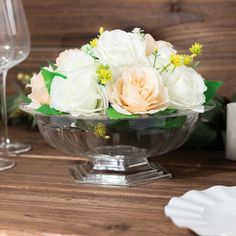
[93,29,148,79]
[164,66,207,111]
[56,49,95,74]
[50,66,108,116]
[145,34,176,73]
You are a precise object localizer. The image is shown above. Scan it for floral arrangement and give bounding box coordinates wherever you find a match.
[26,27,222,119]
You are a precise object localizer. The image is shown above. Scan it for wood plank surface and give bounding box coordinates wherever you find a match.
[6,0,236,97]
[0,126,233,235]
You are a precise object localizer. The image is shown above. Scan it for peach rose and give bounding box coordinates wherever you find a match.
[145,33,174,56]
[107,66,169,115]
[26,68,50,107]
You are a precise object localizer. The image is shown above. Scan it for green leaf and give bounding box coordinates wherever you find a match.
[230,92,236,102]
[20,95,31,104]
[47,60,57,70]
[204,80,223,103]
[201,95,225,125]
[184,95,226,150]
[54,72,67,79]
[106,107,139,119]
[6,95,20,114]
[41,69,67,94]
[36,104,66,115]
[184,121,222,150]
[148,116,186,129]
[165,116,186,129]
[41,68,55,94]
[153,109,177,116]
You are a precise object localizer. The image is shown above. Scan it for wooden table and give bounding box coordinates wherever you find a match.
[0,126,235,236]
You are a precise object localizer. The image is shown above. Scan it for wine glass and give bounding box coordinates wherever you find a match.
[0,0,15,170]
[0,0,31,161]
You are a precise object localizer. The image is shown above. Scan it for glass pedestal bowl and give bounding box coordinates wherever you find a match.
[20,104,213,187]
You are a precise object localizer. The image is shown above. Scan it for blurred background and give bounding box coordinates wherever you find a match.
[5,0,236,149]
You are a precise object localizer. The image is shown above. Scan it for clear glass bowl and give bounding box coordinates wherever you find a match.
[20,103,214,187]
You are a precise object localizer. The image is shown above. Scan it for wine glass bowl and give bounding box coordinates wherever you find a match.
[0,0,31,158]
[0,0,14,70]
[5,0,30,68]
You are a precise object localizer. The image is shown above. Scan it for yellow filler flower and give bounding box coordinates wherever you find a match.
[170,54,183,67]
[94,123,110,139]
[90,38,98,48]
[190,43,203,56]
[99,27,104,35]
[96,64,112,85]
[182,54,193,65]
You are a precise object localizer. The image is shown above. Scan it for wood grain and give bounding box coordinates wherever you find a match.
[0,126,234,235]
[6,0,236,97]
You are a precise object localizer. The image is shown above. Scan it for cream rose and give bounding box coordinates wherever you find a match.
[164,66,207,111]
[50,66,108,116]
[56,49,95,74]
[145,34,174,56]
[26,67,51,108]
[93,30,148,79]
[107,66,169,115]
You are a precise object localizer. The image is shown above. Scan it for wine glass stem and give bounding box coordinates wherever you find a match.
[0,70,10,146]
